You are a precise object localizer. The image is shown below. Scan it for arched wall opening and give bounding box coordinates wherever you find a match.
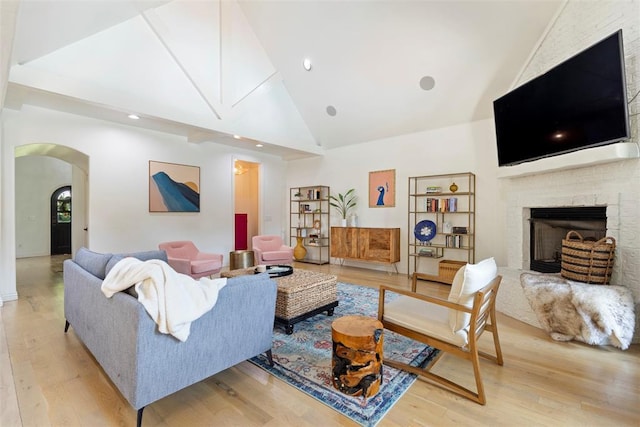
[3,143,89,302]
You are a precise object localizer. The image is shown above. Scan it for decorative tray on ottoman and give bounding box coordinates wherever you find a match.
[264,265,293,277]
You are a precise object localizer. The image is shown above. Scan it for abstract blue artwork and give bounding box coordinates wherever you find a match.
[149,161,200,212]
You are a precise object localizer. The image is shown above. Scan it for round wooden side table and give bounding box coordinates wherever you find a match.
[331,315,384,400]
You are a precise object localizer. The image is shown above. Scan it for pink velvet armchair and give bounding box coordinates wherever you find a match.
[158,241,223,279]
[252,235,294,266]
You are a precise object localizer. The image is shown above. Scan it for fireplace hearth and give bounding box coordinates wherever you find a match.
[529,207,607,273]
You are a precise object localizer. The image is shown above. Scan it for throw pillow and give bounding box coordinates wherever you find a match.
[105,255,124,277]
[74,247,113,280]
[448,257,497,332]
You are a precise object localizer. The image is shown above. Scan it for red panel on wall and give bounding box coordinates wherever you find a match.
[235,213,248,250]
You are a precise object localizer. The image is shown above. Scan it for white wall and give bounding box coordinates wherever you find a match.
[286,118,503,274]
[15,156,71,257]
[0,105,287,301]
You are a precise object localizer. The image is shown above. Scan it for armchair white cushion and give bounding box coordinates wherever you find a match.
[448,257,497,332]
[382,296,467,347]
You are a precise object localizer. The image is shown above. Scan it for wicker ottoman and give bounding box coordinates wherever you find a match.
[274,270,338,334]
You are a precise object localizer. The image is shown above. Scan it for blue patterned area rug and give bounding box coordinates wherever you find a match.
[249,282,439,427]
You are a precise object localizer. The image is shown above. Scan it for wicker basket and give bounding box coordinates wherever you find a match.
[561,230,615,285]
[438,260,467,284]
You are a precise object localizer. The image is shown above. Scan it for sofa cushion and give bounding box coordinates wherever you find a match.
[74,247,113,280]
[121,250,168,263]
[105,255,125,277]
[105,251,168,297]
[448,257,497,332]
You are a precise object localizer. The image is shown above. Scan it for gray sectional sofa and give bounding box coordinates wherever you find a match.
[63,247,277,426]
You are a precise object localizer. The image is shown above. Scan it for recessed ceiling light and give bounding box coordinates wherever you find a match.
[256,144,264,148]
[302,58,312,71]
[419,76,436,91]
[128,114,140,120]
[233,134,242,139]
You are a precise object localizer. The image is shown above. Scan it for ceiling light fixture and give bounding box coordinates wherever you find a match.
[128,114,140,120]
[326,105,337,117]
[419,76,436,91]
[302,58,312,71]
[256,144,264,148]
[233,134,242,139]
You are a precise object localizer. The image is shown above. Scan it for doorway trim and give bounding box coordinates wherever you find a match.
[233,158,260,251]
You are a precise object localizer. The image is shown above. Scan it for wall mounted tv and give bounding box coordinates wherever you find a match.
[493,30,629,167]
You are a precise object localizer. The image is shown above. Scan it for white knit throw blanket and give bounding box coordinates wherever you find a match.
[102,257,227,342]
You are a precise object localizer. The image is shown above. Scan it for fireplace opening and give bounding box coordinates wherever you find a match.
[529,207,607,273]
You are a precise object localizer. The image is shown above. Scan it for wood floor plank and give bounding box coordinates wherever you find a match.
[0,318,21,427]
[0,256,638,426]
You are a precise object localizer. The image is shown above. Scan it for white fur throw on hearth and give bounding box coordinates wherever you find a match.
[520,273,635,350]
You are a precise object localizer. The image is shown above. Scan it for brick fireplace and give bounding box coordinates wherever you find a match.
[495,159,640,343]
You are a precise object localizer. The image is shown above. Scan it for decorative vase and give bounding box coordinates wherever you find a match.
[449,182,458,193]
[348,214,358,227]
[341,218,348,227]
[294,236,307,260]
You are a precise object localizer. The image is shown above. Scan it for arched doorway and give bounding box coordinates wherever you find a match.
[51,186,72,255]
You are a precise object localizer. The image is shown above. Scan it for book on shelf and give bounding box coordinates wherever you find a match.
[424,197,458,212]
[418,247,436,257]
[304,188,323,200]
[445,235,463,248]
[452,226,468,234]
[426,186,442,194]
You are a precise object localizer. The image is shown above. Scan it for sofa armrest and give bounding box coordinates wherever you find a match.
[64,259,153,408]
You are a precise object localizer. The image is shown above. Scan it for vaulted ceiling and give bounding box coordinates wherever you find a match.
[1,0,562,159]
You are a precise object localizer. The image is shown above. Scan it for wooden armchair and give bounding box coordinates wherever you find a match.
[378,258,503,404]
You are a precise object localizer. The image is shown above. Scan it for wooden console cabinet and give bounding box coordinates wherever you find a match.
[331,227,400,269]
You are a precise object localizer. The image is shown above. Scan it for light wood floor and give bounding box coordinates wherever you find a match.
[1,256,638,426]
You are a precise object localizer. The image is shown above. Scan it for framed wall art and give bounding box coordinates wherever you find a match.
[149,160,200,212]
[369,169,395,208]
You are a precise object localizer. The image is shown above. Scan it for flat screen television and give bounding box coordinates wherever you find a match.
[493,30,630,167]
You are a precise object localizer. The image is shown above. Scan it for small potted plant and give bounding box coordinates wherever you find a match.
[329,189,357,226]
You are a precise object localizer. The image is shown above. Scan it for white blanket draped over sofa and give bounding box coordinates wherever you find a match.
[102,257,227,341]
[520,272,635,350]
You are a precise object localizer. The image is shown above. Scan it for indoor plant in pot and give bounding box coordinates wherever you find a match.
[329,189,357,226]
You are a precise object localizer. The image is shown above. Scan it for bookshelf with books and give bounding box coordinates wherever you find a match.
[408,172,475,283]
[289,186,330,264]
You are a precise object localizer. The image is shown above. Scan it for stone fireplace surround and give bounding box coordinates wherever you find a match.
[496,158,640,343]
